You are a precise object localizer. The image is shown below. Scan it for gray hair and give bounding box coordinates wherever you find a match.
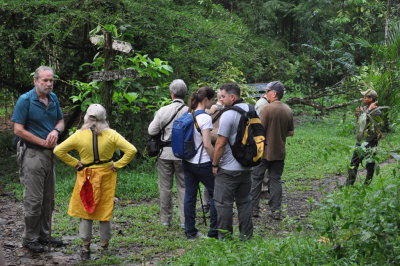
[169,79,187,99]
[34,66,54,79]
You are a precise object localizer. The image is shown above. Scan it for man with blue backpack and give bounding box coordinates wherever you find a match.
[172,87,218,240]
[211,83,258,241]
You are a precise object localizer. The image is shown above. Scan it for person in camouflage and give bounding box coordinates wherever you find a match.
[346,89,382,185]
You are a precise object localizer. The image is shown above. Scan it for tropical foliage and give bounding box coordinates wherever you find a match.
[1,0,399,137]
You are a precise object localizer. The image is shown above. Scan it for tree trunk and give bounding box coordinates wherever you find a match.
[286,97,360,113]
[384,0,392,44]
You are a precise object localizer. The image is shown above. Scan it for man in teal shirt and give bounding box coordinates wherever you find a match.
[12,66,64,253]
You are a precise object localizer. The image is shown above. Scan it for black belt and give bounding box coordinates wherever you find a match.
[77,159,113,171]
[22,140,53,151]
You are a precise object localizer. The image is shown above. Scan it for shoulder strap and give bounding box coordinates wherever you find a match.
[228,105,246,114]
[91,128,100,163]
[211,104,249,124]
[193,110,207,134]
[162,104,185,131]
[212,108,224,123]
[192,110,206,164]
[77,128,112,171]
[161,104,185,139]
[220,104,248,148]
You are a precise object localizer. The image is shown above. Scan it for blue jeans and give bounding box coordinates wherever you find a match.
[182,161,217,238]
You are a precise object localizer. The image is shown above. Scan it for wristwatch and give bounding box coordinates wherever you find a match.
[54,128,61,134]
[212,164,219,168]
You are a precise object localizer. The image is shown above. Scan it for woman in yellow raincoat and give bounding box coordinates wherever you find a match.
[54,104,136,259]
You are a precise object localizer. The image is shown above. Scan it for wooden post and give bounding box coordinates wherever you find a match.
[101,30,114,120]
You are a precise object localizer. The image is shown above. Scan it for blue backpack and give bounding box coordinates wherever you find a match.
[172,110,206,159]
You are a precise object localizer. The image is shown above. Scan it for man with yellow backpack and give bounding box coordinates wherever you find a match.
[212,83,265,240]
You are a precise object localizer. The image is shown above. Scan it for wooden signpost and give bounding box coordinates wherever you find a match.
[89,36,132,54]
[89,69,137,81]
[89,30,135,116]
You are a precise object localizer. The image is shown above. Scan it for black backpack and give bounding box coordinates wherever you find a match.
[146,104,185,157]
[223,104,266,167]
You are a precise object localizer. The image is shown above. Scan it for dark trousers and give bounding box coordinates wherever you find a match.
[182,161,217,238]
[347,140,378,185]
[250,160,284,214]
[213,169,253,240]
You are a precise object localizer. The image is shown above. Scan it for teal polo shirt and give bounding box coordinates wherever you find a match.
[12,88,64,140]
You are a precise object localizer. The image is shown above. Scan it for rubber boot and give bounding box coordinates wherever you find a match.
[364,164,375,185]
[80,242,90,260]
[346,168,357,186]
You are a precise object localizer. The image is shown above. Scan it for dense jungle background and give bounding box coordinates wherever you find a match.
[1,0,400,265]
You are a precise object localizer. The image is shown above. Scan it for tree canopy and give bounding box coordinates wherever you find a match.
[1,0,399,141]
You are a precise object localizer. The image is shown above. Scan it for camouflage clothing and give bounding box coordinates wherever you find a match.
[356,106,382,143]
[347,105,382,185]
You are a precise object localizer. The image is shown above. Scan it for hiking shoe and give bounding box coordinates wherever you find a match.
[80,244,91,260]
[187,232,204,240]
[269,211,282,221]
[80,249,91,260]
[38,237,64,247]
[23,241,47,253]
[100,242,109,250]
[206,233,218,239]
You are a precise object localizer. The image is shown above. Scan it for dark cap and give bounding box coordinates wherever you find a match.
[266,81,285,99]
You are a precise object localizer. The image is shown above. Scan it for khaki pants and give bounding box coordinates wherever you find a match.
[157,159,185,225]
[79,219,112,243]
[19,147,55,243]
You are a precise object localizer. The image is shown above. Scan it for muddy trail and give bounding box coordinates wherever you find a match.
[1,158,383,265]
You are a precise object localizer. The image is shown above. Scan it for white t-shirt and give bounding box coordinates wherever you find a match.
[217,103,251,171]
[186,113,213,164]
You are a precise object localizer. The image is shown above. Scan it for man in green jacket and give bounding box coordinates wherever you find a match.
[347,89,382,185]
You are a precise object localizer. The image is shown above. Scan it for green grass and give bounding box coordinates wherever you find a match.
[285,116,353,181]
[170,145,400,266]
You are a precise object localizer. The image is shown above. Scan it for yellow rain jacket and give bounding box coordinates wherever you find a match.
[54,128,137,221]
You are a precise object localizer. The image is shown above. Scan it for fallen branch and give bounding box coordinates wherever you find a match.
[286,97,360,112]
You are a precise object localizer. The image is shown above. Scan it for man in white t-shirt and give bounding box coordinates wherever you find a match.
[212,83,253,240]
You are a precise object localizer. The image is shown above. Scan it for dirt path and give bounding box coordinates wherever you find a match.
[0,162,385,265]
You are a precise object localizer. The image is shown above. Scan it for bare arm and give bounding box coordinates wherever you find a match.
[14,119,64,148]
[14,122,49,148]
[201,129,214,159]
[212,135,228,175]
